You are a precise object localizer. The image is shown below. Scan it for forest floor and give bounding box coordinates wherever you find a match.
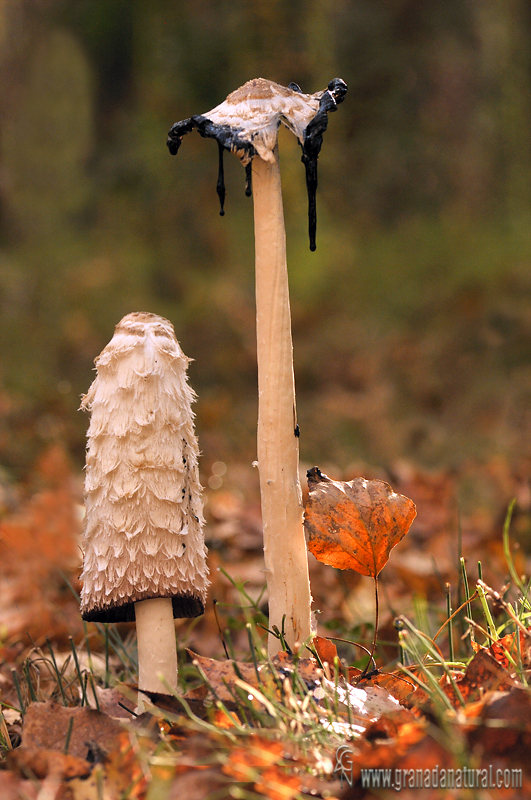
[1,443,531,799]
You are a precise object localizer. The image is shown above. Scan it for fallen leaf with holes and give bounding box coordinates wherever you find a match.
[304,468,416,576]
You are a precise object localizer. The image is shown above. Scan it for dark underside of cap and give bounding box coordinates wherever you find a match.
[81,593,205,623]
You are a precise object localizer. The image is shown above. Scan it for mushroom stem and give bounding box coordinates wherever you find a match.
[135,598,178,695]
[252,146,313,656]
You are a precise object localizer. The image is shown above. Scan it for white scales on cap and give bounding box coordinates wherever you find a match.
[80,312,209,625]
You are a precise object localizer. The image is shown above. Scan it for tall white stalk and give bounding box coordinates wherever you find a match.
[253,148,312,655]
[166,77,347,656]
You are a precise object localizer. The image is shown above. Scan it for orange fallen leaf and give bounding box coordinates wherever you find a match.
[312,635,338,667]
[212,708,240,729]
[356,670,427,706]
[488,631,531,673]
[304,467,416,577]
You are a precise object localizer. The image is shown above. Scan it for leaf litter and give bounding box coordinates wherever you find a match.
[2,447,531,797]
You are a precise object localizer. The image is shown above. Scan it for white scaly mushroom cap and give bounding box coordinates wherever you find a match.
[79,312,209,623]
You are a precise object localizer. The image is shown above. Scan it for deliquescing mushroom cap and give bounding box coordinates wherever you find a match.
[80,312,209,623]
[167,77,347,250]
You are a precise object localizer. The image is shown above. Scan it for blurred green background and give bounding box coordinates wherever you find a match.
[1,0,531,479]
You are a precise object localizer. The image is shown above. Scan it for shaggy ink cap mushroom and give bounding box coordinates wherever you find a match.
[166,79,346,655]
[167,77,347,250]
[79,312,209,625]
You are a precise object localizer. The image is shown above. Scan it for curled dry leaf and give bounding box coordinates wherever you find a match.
[304,467,416,577]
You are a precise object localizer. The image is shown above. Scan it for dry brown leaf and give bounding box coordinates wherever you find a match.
[444,649,516,707]
[98,730,147,799]
[187,650,261,702]
[211,707,240,729]
[189,650,322,703]
[89,685,140,718]
[304,468,416,577]
[21,701,123,761]
[273,651,322,686]
[0,445,82,646]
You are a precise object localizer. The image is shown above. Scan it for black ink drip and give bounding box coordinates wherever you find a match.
[301,78,348,251]
[245,162,253,197]
[166,78,347,250]
[217,141,226,216]
[167,116,256,219]
[167,117,194,155]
